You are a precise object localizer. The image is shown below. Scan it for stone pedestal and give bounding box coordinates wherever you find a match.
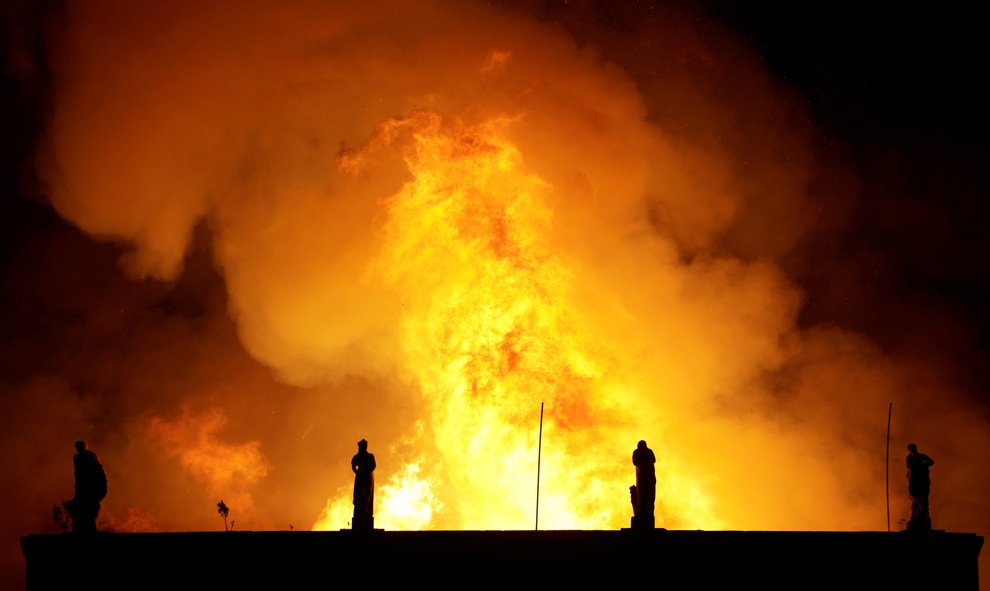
[352,514,374,531]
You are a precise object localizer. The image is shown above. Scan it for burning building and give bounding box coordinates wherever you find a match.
[3,1,989,590]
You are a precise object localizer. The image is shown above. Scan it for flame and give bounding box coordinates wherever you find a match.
[149,407,269,514]
[311,110,720,531]
[314,457,442,531]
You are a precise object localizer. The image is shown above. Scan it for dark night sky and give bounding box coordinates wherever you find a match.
[739,1,990,383]
[724,1,990,398]
[675,0,990,400]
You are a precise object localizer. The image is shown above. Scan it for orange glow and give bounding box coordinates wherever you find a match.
[149,407,269,515]
[14,5,989,589]
[311,110,721,531]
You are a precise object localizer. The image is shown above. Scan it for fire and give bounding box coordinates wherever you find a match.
[315,455,442,531]
[149,407,269,515]
[314,110,721,530]
[31,6,990,579]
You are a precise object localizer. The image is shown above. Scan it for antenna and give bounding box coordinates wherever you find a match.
[536,401,544,531]
[886,402,892,532]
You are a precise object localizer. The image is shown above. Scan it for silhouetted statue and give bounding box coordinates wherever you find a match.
[906,443,935,531]
[351,439,376,530]
[67,440,107,534]
[631,440,656,529]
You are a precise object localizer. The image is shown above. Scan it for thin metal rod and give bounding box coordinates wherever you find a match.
[884,402,894,532]
[536,402,544,531]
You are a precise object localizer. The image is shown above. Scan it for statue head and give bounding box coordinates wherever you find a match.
[637,440,647,450]
[74,440,86,452]
[907,443,918,453]
[358,439,368,450]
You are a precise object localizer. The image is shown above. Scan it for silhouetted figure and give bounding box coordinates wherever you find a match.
[906,443,935,531]
[631,440,656,529]
[351,439,376,530]
[67,441,107,534]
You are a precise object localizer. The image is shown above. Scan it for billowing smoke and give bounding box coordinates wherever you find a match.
[2,0,989,589]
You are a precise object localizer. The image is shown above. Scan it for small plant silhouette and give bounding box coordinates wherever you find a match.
[217,500,230,531]
[52,501,70,533]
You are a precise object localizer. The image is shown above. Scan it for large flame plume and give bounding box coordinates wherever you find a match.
[314,109,722,530]
[2,1,989,589]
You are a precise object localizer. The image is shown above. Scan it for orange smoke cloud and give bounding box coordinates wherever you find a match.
[149,407,269,516]
[0,1,983,589]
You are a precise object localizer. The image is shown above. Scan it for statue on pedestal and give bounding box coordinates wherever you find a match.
[351,439,376,530]
[631,440,656,529]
